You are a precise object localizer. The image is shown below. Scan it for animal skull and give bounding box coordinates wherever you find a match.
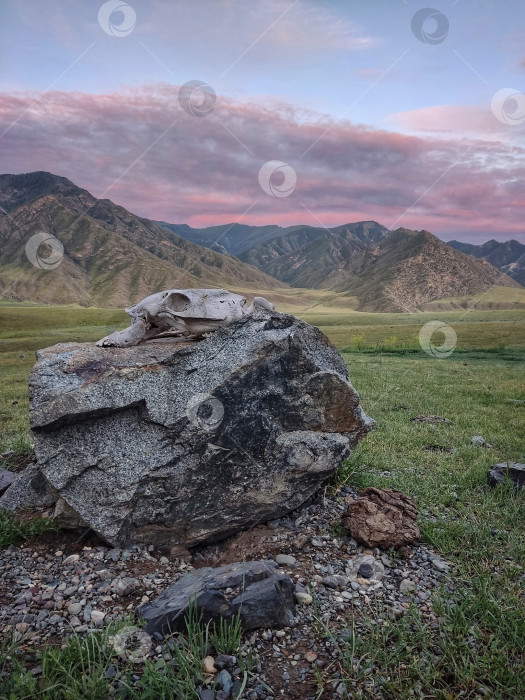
[97,288,274,347]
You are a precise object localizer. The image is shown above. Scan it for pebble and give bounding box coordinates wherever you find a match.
[387,606,405,620]
[430,557,449,572]
[203,656,217,674]
[90,610,105,625]
[62,554,80,566]
[0,488,451,698]
[275,554,296,566]
[400,579,416,594]
[67,602,83,615]
[295,591,313,605]
[217,669,233,693]
[357,562,374,578]
[199,691,215,700]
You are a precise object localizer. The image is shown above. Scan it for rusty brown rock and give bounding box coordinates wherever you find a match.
[342,487,420,549]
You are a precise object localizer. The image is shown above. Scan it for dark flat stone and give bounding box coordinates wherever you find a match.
[137,560,295,636]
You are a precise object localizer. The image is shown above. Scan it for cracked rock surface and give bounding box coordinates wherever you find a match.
[14,310,373,547]
[137,560,296,636]
[342,487,420,548]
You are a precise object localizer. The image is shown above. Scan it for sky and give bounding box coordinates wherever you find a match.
[1,0,524,243]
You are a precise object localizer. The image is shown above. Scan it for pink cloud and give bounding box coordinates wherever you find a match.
[0,84,524,240]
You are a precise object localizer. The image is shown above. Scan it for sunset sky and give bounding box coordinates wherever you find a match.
[1,0,524,243]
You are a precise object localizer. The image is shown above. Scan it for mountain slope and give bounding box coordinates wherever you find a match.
[0,172,286,307]
[335,229,519,312]
[239,224,520,312]
[448,239,525,286]
[239,221,390,288]
[156,221,321,256]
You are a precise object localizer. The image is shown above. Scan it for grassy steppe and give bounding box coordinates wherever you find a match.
[0,303,524,698]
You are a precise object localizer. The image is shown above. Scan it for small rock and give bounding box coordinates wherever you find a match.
[214,654,235,671]
[357,563,374,579]
[487,462,525,490]
[217,669,233,694]
[295,591,313,605]
[104,664,118,679]
[321,575,340,589]
[400,579,416,594]
[275,554,296,566]
[62,554,80,566]
[0,468,16,495]
[305,651,318,662]
[430,556,449,573]
[138,560,296,636]
[90,610,105,626]
[342,487,420,549]
[67,602,83,616]
[203,656,217,674]
[471,436,485,447]
[199,690,215,700]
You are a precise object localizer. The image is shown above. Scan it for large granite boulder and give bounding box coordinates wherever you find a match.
[24,309,373,546]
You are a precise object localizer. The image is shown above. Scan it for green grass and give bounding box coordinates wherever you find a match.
[0,605,248,699]
[0,510,59,548]
[0,303,524,697]
[330,350,525,698]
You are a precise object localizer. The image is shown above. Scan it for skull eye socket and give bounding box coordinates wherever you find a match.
[164,292,191,313]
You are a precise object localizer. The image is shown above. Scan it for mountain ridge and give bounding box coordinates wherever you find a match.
[0,171,521,312]
[0,172,286,308]
[448,239,525,286]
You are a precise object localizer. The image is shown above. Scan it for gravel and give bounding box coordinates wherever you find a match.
[0,487,453,698]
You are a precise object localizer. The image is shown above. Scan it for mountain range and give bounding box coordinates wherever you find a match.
[448,239,525,286]
[0,171,521,312]
[157,219,520,312]
[0,172,284,308]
